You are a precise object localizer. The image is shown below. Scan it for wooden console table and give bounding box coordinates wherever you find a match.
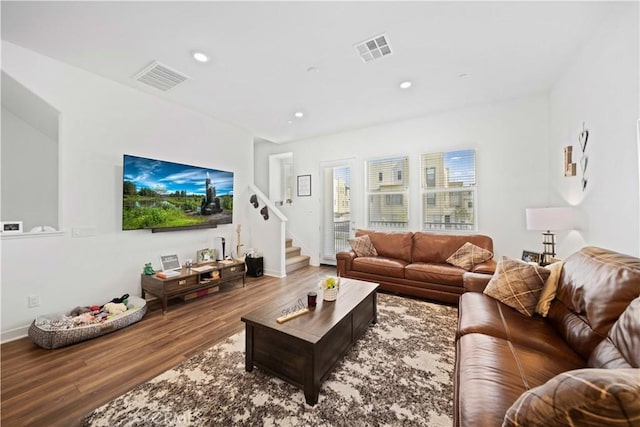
[141,260,245,314]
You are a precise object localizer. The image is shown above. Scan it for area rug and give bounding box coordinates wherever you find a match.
[82,293,458,426]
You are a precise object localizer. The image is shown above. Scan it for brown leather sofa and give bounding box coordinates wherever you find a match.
[336,229,496,304]
[454,246,640,426]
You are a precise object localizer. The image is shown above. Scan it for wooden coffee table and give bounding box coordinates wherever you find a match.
[241,278,379,405]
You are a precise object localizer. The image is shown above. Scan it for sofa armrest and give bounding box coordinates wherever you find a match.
[463,272,493,292]
[471,259,497,274]
[336,250,357,277]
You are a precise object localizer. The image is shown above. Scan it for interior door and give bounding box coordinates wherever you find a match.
[321,161,352,265]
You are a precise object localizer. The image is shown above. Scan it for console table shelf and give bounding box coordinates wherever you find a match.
[141,260,245,314]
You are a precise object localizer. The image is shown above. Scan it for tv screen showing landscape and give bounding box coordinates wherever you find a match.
[122,154,233,230]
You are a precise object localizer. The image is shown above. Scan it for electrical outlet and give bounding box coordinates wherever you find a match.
[28,295,40,308]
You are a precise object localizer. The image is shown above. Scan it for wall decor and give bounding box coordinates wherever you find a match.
[579,122,589,191]
[1,221,23,234]
[260,206,269,221]
[563,146,576,177]
[297,174,311,197]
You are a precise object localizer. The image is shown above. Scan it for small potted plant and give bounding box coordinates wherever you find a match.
[319,276,340,301]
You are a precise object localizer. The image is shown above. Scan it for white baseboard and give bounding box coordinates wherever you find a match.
[263,269,285,278]
[1,325,29,344]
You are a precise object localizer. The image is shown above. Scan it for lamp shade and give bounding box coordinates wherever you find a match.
[526,207,577,231]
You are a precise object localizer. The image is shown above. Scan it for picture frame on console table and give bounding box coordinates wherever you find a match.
[196,248,216,263]
[521,250,541,264]
[297,174,311,197]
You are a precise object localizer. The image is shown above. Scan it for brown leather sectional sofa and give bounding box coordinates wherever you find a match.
[336,229,496,304]
[455,246,640,426]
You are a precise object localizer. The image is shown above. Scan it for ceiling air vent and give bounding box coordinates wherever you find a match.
[354,34,392,63]
[132,61,189,91]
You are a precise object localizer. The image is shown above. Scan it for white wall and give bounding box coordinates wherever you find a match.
[0,42,254,341]
[1,108,59,230]
[548,3,640,257]
[255,94,551,264]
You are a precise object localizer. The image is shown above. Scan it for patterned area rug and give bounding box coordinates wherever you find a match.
[82,293,458,426]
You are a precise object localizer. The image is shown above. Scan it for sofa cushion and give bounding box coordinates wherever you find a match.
[456,333,586,427]
[348,234,378,257]
[548,246,640,361]
[351,256,407,279]
[484,257,550,317]
[355,230,413,263]
[457,292,586,363]
[413,232,493,264]
[535,261,563,317]
[405,263,466,287]
[446,242,493,271]
[589,296,640,369]
[503,368,640,427]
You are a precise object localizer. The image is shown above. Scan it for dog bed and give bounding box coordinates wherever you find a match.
[28,296,147,349]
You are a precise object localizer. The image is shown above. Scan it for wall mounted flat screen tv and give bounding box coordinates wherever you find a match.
[122,154,233,231]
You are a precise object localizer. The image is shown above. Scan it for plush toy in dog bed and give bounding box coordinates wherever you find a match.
[28,295,147,349]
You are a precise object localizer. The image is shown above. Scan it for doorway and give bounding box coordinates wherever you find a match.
[321,161,352,265]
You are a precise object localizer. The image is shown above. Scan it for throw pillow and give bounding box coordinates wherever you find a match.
[483,257,550,317]
[535,261,563,317]
[503,368,640,427]
[446,242,493,271]
[348,235,378,257]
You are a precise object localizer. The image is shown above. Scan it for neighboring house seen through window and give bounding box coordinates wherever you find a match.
[421,149,476,231]
[366,156,409,229]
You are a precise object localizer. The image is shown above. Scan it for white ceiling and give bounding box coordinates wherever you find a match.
[1,1,621,144]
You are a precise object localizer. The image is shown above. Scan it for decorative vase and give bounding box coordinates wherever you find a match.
[323,286,338,301]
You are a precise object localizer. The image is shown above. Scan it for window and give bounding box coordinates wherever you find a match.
[366,156,409,229]
[421,149,476,231]
[426,167,436,187]
[385,194,403,205]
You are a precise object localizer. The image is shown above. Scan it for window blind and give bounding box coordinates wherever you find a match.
[421,149,476,231]
[366,156,409,229]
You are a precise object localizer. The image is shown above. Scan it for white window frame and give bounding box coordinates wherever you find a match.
[420,149,477,232]
[365,155,410,230]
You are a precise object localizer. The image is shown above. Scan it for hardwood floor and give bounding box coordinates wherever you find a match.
[1,265,335,427]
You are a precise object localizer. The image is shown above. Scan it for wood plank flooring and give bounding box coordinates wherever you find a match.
[1,265,335,427]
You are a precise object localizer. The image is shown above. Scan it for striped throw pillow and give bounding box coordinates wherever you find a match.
[483,256,550,317]
[348,235,378,257]
[504,368,640,427]
[446,242,493,271]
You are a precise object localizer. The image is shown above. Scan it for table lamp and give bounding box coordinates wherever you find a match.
[525,207,577,265]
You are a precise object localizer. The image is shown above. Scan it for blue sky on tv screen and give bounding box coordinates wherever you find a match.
[124,155,233,196]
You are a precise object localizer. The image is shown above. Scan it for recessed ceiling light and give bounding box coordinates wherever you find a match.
[294,111,304,118]
[191,51,209,63]
[399,81,412,89]
[287,120,293,124]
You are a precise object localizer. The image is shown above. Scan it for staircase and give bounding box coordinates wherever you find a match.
[285,238,310,274]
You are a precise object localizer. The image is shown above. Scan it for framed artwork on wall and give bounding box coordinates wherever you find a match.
[297,175,311,197]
